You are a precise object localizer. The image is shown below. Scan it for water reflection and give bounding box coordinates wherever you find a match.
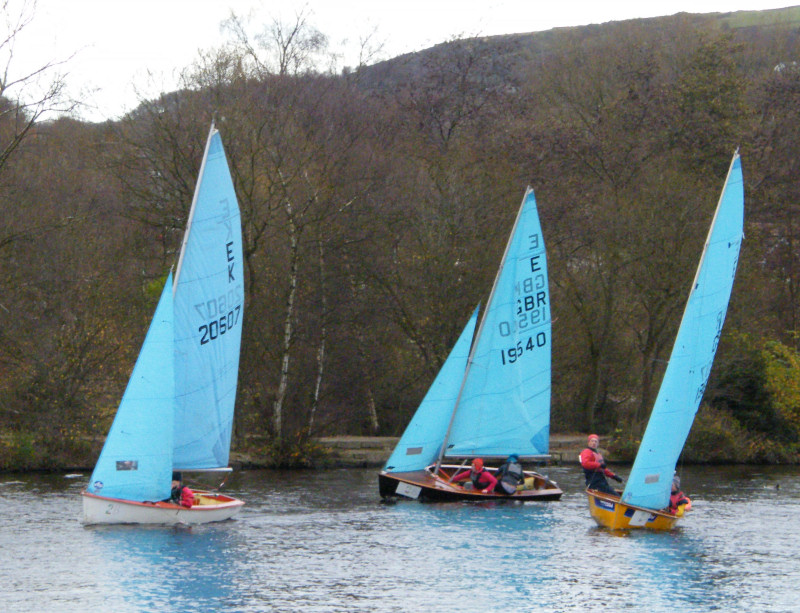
[87,524,243,611]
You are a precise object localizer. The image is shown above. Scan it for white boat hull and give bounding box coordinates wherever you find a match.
[81,491,244,525]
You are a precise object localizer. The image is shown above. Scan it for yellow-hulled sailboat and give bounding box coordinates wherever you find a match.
[586,152,744,531]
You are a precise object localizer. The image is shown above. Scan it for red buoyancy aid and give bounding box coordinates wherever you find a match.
[180,486,194,508]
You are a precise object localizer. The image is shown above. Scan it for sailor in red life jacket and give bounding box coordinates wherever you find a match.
[451,458,498,493]
[579,434,623,496]
[668,475,692,516]
[169,473,194,508]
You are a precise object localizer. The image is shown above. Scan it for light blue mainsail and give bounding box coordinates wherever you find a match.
[173,126,244,470]
[86,273,175,502]
[622,153,744,511]
[445,187,551,458]
[384,307,479,473]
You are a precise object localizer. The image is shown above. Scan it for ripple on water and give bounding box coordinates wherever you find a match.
[1,465,798,612]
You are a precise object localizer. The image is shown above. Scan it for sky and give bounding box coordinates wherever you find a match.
[8,0,799,122]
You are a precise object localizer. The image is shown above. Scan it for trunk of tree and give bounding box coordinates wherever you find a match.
[365,385,379,434]
[343,258,380,433]
[273,196,299,437]
[635,313,663,426]
[354,302,380,434]
[308,238,327,434]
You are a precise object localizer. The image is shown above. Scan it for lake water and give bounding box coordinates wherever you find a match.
[1,464,798,612]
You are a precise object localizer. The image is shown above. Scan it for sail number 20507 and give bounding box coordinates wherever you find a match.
[199,304,242,345]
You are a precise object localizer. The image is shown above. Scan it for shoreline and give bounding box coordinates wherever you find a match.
[232,434,597,469]
[9,434,795,473]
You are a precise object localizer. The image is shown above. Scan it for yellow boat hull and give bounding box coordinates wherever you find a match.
[586,489,679,531]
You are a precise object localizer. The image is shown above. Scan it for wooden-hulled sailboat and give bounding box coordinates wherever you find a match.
[82,125,245,524]
[587,152,744,530]
[379,187,562,502]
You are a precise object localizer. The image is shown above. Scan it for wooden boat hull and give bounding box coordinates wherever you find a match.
[379,465,562,502]
[586,489,679,531]
[81,490,244,525]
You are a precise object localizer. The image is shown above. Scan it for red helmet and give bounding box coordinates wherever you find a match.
[588,434,599,443]
[472,458,484,470]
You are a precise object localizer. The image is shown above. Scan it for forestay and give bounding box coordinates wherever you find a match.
[622,154,744,510]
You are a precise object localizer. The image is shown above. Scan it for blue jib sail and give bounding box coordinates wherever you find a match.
[86,273,175,502]
[622,154,744,511]
[384,307,479,472]
[172,127,244,470]
[446,187,551,458]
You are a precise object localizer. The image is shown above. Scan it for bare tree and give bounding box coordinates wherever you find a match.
[223,6,329,77]
[0,0,77,174]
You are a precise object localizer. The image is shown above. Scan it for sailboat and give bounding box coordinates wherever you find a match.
[82,124,246,524]
[379,188,562,502]
[586,152,744,530]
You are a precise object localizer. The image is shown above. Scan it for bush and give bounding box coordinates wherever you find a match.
[684,404,800,463]
[0,431,42,471]
[0,428,98,471]
[240,429,329,468]
[683,405,748,462]
[709,332,799,441]
[607,428,640,462]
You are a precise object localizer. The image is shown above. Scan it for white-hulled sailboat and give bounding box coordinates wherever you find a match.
[82,124,245,524]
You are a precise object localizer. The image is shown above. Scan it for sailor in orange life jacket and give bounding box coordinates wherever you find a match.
[451,458,498,493]
[579,434,623,496]
[668,475,692,516]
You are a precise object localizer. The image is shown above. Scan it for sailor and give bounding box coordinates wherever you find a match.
[579,434,623,495]
[494,453,525,495]
[169,472,194,508]
[451,458,498,494]
[668,475,692,516]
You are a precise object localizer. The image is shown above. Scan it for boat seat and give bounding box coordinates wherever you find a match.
[517,476,536,491]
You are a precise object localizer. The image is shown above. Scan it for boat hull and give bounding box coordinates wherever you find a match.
[379,465,562,502]
[81,491,244,525]
[586,489,679,531]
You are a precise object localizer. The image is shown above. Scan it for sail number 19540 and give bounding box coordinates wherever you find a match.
[500,332,547,365]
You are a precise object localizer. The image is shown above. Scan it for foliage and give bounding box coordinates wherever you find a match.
[761,340,800,439]
[240,429,329,469]
[607,428,641,463]
[683,405,751,463]
[684,405,800,464]
[0,428,95,471]
[0,430,40,471]
[709,332,800,442]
